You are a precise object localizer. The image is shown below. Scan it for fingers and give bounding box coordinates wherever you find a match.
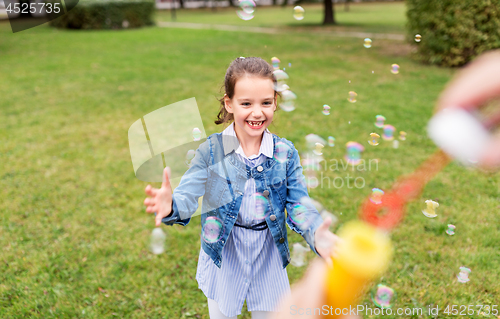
[437,50,500,112]
[145,184,158,197]
[161,167,172,191]
[481,136,500,168]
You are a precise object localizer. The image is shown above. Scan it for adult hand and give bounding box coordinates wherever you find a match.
[437,50,500,167]
[144,167,173,227]
[271,258,360,319]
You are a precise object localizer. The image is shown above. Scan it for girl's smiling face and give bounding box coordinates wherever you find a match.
[224,76,277,140]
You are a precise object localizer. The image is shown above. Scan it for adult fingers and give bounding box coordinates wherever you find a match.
[481,137,500,168]
[437,50,500,112]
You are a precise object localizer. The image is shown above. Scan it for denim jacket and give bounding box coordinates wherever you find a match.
[161,132,323,269]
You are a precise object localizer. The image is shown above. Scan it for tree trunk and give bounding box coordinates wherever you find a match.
[228,0,236,7]
[178,0,184,8]
[323,0,335,25]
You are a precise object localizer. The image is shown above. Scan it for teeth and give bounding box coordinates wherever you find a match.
[248,121,263,127]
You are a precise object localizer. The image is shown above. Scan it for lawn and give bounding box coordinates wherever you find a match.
[0,2,499,318]
[155,2,407,34]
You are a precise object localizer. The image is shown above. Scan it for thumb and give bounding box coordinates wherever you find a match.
[319,216,332,230]
[480,137,500,168]
[162,166,172,190]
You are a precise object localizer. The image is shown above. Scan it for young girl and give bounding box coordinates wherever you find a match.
[143,57,337,319]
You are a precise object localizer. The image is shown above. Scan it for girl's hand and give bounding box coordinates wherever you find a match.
[314,217,340,261]
[144,167,173,227]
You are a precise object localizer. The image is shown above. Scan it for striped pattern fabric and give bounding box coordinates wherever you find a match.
[195,123,291,317]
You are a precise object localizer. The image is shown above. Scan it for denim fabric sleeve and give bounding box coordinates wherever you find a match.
[162,139,210,227]
[284,144,324,257]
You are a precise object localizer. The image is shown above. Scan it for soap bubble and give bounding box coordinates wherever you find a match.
[446,224,456,236]
[273,141,291,163]
[202,217,224,243]
[253,193,270,220]
[392,140,399,149]
[348,91,357,103]
[457,266,471,283]
[288,197,320,230]
[280,88,297,112]
[370,188,384,205]
[313,142,324,156]
[391,64,400,74]
[375,115,386,128]
[273,69,289,92]
[290,243,309,267]
[345,141,364,166]
[185,149,196,167]
[271,56,280,70]
[371,284,395,309]
[364,38,372,48]
[399,131,407,141]
[305,134,326,150]
[322,104,331,115]
[415,34,422,42]
[328,136,335,147]
[422,199,439,218]
[368,132,380,146]
[149,228,167,255]
[382,124,395,140]
[192,127,202,141]
[236,0,256,20]
[293,6,304,20]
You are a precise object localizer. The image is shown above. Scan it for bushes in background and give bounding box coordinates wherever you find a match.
[49,0,155,30]
[407,0,500,67]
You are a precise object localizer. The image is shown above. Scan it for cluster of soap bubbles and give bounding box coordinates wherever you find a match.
[236,0,256,20]
[301,134,326,189]
[367,115,407,149]
[272,57,298,112]
[236,1,306,21]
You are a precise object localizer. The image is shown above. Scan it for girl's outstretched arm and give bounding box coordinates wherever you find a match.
[144,139,210,226]
[144,167,174,227]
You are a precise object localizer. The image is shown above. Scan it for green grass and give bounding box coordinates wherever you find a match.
[155,2,407,33]
[0,3,499,318]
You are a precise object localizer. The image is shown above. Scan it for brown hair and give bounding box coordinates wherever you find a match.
[215,57,279,125]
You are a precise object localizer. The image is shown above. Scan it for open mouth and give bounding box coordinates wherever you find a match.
[246,120,265,128]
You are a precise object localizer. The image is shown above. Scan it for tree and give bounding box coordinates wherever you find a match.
[323,0,335,25]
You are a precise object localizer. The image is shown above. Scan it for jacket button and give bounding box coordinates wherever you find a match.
[279,237,285,244]
[257,165,263,172]
[270,214,276,221]
[263,190,269,197]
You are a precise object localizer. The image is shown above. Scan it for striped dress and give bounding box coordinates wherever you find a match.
[195,124,291,317]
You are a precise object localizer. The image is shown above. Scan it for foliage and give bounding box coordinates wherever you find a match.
[48,0,155,30]
[407,0,500,67]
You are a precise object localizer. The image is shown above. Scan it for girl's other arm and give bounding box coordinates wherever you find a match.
[285,146,339,259]
[284,146,324,256]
